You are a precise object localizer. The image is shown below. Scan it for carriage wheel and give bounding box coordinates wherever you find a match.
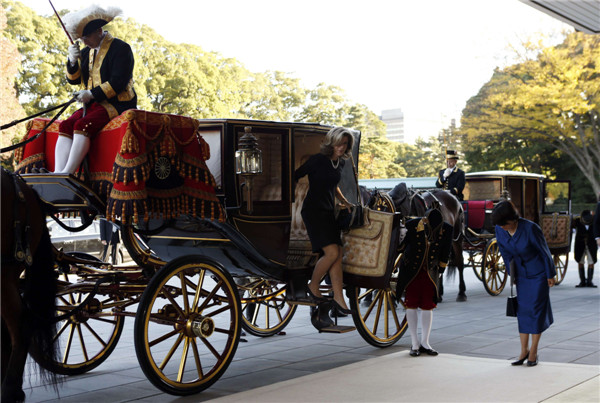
[134,255,241,396]
[121,223,165,273]
[553,253,568,285]
[482,239,507,296]
[468,250,484,281]
[238,278,297,337]
[347,283,407,348]
[29,252,125,375]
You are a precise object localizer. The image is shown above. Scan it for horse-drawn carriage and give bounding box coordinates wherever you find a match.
[362,169,572,301]
[4,110,408,397]
[461,170,572,296]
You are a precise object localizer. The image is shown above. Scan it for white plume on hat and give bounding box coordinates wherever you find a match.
[63,5,122,40]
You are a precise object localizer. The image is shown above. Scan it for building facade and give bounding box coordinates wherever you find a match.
[380,108,405,143]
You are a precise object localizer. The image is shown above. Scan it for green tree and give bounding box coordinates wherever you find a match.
[460,32,600,196]
[0,3,24,167]
[395,138,444,177]
[359,135,405,179]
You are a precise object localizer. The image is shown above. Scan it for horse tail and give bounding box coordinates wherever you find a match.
[24,212,59,387]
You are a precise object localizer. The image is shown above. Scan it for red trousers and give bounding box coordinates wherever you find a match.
[404,268,437,310]
[58,102,109,139]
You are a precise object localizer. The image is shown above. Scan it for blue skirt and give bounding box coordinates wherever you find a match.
[516,268,553,334]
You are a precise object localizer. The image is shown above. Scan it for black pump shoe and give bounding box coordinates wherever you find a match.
[527,356,538,367]
[332,300,355,315]
[307,287,328,303]
[419,345,438,356]
[511,352,529,366]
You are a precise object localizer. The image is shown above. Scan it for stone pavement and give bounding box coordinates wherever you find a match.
[23,252,599,402]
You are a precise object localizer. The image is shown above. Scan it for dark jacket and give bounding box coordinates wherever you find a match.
[395,215,453,303]
[436,166,465,201]
[66,32,137,119]
[574,217,598,263]
[594,202,600,240]
[100,219,120,245]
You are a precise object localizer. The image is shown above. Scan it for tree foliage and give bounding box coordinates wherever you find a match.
[459,32,600,199]
[0,0,386,163]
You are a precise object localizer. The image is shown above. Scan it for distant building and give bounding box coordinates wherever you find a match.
[380,108,405,143]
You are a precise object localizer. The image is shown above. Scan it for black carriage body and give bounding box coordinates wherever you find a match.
[137,119,363,282]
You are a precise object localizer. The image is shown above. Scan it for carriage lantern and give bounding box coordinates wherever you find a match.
[235,126,262,213]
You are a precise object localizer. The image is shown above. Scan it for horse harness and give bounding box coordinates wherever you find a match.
[2,167,34,266]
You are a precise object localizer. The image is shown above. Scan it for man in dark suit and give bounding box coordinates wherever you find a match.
[100,218,120,264]
[574,210,597,288]
[436,150,465,201]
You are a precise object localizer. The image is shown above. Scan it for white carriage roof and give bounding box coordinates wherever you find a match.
[465,170,545,179]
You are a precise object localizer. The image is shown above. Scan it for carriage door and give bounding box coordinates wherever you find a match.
[233,126,291,265]
[540,180,572,254]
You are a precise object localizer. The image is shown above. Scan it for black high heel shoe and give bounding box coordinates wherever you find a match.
[527,356,538,367]
[306,287,328,303]
[511,352,529,366]
[332,300,355,315]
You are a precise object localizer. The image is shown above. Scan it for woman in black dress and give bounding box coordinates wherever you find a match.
[294,127,354,313]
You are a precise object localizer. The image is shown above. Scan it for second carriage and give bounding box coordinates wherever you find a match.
[461,170,572,296]
[16,112,408,396]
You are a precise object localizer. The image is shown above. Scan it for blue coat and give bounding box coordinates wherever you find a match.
[496,218,555,334]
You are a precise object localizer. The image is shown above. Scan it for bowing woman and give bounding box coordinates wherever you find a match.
[294,127,354,314]
[492,201,556,367]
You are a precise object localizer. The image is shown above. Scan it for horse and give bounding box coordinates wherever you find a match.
[370,183,467,302]
[1,168,59,402]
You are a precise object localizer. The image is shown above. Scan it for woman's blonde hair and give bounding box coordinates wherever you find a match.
[320,126,354,159]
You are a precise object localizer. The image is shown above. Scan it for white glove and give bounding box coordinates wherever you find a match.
[67,43,80,65]
[75,90,93,104]
[443,167,453,179]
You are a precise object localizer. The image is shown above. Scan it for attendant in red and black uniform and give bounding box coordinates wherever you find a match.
[396,208,453,356]
[55,5,136,173]
[294,127,354,314]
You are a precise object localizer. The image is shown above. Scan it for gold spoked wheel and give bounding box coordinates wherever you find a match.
[134,256,241,396]
[238,278,297,337]
[482,239,507,296]
[347,286,407,348]
[29,252,125,375]
[553,253,568,285]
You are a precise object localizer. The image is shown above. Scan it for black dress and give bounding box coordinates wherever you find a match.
[294,153,345,253]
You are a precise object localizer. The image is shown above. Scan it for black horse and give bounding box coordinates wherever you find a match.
[368,183,467,302]
[1,168,59,402]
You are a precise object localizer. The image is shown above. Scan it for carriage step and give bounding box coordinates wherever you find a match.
[319,325,356,333]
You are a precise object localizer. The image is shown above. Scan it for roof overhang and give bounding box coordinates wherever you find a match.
[520,0,600,34]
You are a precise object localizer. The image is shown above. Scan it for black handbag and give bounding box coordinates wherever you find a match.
[336,204,364,231]
[506,276,518,317]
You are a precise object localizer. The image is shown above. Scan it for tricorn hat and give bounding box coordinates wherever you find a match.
[581,210,593,225]
[446,150,459,160]
[63,5,121,40]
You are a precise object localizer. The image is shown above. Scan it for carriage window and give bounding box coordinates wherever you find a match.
[200,130,222,188]
[544,181,570,214]
[237,131,284,202]
[463,178,501,201]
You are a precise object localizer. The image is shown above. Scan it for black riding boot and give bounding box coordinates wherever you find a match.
[576,266,586,287]
[586,267,597,288]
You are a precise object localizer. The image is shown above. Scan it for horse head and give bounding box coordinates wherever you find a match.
[388,182,411,217]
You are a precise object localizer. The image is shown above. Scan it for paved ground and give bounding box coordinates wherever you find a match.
[23,252,599,402]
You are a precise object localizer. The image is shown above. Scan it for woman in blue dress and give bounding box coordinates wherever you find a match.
[491,201,556,367]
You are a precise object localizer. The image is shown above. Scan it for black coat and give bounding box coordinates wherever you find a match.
[66,32,137,119]
[100,219,120,245]
[436,167,465,201]
[574,217,597,263]
[395,216,453,303]
[594,202,600,240]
